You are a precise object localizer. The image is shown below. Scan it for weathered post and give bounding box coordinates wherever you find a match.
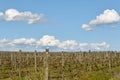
[19,50,22,80]
[14,52,17,70]
[62,51,64,80]
[10,52,14,79]
[0,53,1,66]
[0,53,1,78]
[45,48,49,80]
[34,50,37,73]
[27,53,29,66]
[109,55,111,70]
[11,53,13,65]
[88,50,92,72]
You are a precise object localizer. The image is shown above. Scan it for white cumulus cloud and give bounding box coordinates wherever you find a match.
[81,24,93,31]
[0,9,46,24]
[90,42,110,50]
[59,40,78,50]
[0,39,11,48]
[12,38,36,45]
[0,35,110,51]
[79,43,88,50]
[82,9,120,31]
[0,39,9,44]
[37,35,60,47]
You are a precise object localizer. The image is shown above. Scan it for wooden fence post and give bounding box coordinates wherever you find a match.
[0,53,1,66]
[45,48,49,80]
[27,54,29,66]
[109,58,111,70]
[62,52,64,80]
[19,50,22,80]
[0,53,1,78]
[34,50,37,73]
[10,53,14,79]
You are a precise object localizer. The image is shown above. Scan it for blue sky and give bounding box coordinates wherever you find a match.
[0,0,120,51]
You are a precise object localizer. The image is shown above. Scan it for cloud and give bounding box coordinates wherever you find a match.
[0,39,14,48]
[0,35,110,51]
[90,42,110,50]
[79,43,88,50]
[0,12,4,18]
[12,38,36,45]
[90,9,120,25]
[59,40,78,50]
[82,9,120,31]
[0,39,9,44]
[81,24,93,31]
[37,35,60,46]
[0,9,46,24]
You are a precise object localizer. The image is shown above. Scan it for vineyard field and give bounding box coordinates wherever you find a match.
[0,51,120,80]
